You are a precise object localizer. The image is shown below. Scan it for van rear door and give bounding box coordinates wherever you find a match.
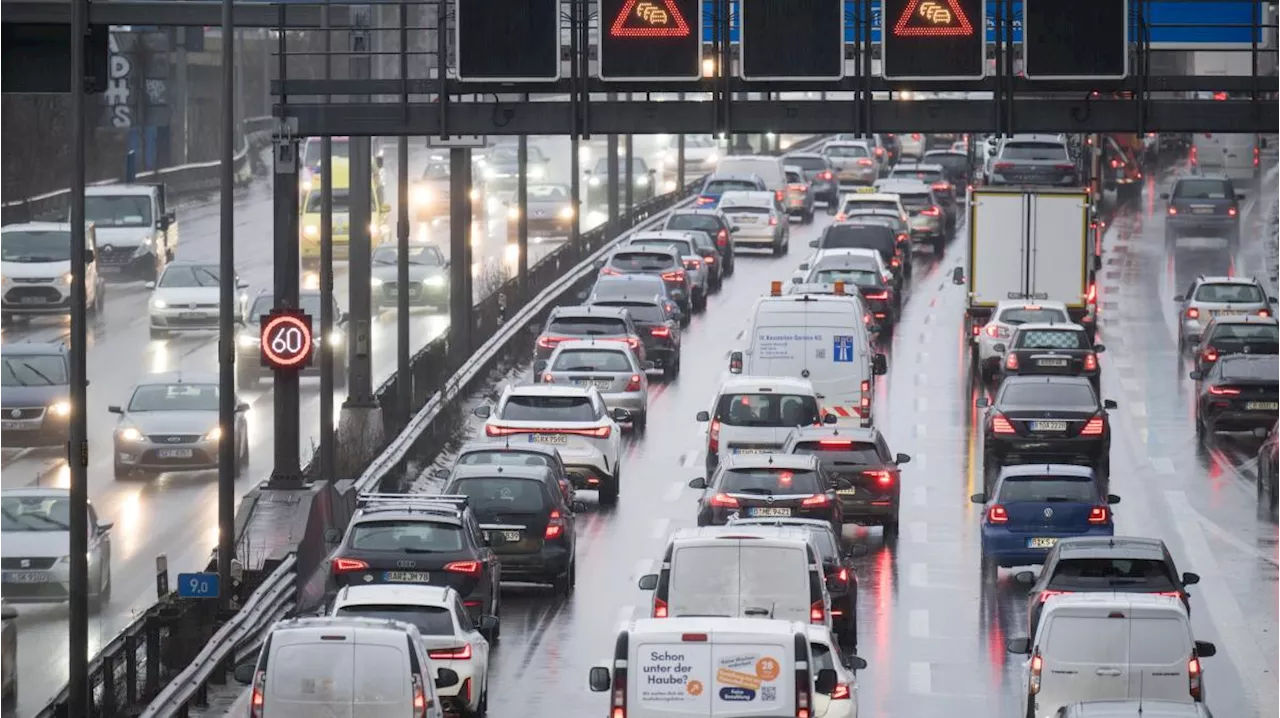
[1038,613,1129,707]
[1126,614,1193,702]
[710,632,796,716]
[632,630,714,715]
[265,630,357,718]
[352,629,412,716]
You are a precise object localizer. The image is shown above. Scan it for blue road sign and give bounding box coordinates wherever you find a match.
[177,572,220,599]
[702,1,1259,46]
[832,335,856,363]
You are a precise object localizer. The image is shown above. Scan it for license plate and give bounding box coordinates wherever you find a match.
[179,312,206,319]
[837,488,858,496]
[19,297,47,304]
[383,571,431,583]
[1027,537,1058,549]
[157,448,194,458]
[733,448,770,454]
[749,507,792,517]
[735,216,758,224]
[1,421,33,430]
[485,531,523,543]
[1037,358,1069,367]
[530,434,568,445]
[3,571,50,583]
[1212,310,1244,317]
[1031,421,1068,432]
[575,379,612,390]
[1191,207,1215,214]
[1246,402,1279,411]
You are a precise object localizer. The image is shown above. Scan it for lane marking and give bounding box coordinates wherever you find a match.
[1129,401,1148,419]
[663,481,686,503]
[915,452,926,472]
[1150,457,1175,476]
[909,609,930,639]
[908,661,933,694]
[681,451,699,468]
[911,485,928,507]
[923,313,933,325]
[0,448,33,468]
[908,521,928,544]
[1120,376,1140,395]
[651,518,670,539]
[908,562,929,588]
[1166,490,1277,567]
[915,423,927,439]
[915,396,927,413]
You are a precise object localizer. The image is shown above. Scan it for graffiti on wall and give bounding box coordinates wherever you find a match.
[103,32,133,128]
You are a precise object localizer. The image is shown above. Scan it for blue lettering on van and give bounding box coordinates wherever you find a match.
[719,686,757,701]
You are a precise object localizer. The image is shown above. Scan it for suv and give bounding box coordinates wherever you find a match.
[986,134,1077,187]
[1189,354,1278,437]
[688,453,843,532]
[782,152,839,208]
[0,342,72,447]
[622,231,712,310]
[599,247,692,314]
[782,425,910,536]
[1192,314,1278,374]
[1162,174,1245,250]
[584,286,683,378]
[661,208,738,274]
[532,305,643,362]
[1174,276,1276,350]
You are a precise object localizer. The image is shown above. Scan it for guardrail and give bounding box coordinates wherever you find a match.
[0,116,276,226]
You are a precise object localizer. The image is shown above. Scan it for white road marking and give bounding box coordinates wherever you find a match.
[1120,376,1140,395]
[909,609,930,639]
[908,563,929,588]
[916,396,928,413]
[1166,490,1278,566]
[915,452,926,471]
[651,518,670,539]
[663,481,686,502]
[681,450,699,468]
[908,661,933,694]
[1150,457,1175,476]
[915,423,927,439]
[908,521,928,544]
[911,485,928,507]
[917,352,929,364]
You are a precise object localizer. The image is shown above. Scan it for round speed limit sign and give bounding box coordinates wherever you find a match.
[259,309,314,370]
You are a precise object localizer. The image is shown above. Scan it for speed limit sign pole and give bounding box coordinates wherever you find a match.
[261,307,312,489]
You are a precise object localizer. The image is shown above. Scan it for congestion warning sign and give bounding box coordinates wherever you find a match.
[881,0,985,81]
[610,0,692,37]
[892,0,975,36]
[599,0,701,81]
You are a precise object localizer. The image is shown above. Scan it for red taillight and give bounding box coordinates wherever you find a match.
[333,557,369,573]
[545,509,565,539]
[1186,307,1199,319]
[1212,91,1228,101]
[857,158,874,167]
[985,324,1006,338]
[972,324,981,336]
[696,196,715,205]
[863,469,893,486]
[1084,352,1098,371]
[819,438,852,447]
[890,256,901,268]
[809,601,825,623]
[1005,352,1019,370]
[875,147,884,156]
[651,326,671,338]
[653,597,669,618]
[710,493,739,508]
[775,189,785,202]
[1207,385,1241,396]
[1168,206,1178,216]
[994,162,1014,171]
[830,683,851,700]
[626,336,640,350]
[1030,652,1043,695]
[250,670,266,718]
[863,290,889,300]
[1202,348,1219,363]
[769,216,778,226]
[445,560,482,575]
[537,335,566,348]
[920,206,941,217]
[987,504,1009,523]
[1110,159,1121,168]
[542,372,554,383]
[911,133,921,140]
[992,414,1016,434]
[661,270,686,282]
[625,374,642,392]
[834,213,846,221]
[708,418,721,453]
[1039,589,1070,603]
[1081,416,1105,436]
[704,254,715,264]
[428,644,473,660]
[684,259,701,270]
[411,674,428,717]
[1227,206,1237,217]
[789,183,808,191]
[1260,308,1273,317]
[896,233,908,244]
[801,494,830,507]
[931,181,951,191]
[601,266,622,276]
[836,567,849,583]
[1088,505,1109,524]
[1189,656,1203,699]
[819,170,834,180]
[1086,282,1098,304]
[716,228,728,246]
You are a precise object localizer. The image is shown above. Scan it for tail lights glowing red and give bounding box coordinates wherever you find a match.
[653,597,668,618]
[1186,307,1199,319]
[625,374,642,392]
[911,133,921,140]
[332,557,369,573]
[412,675,428,717]
[661,270,686,282]
[1202,348,1219,363]
[920,206,941,217]
[1084,353,1098,371]
[1227,206,1237,216]
[546,510,566,539]
[708,418,721,453]
[864,290,890,300]
[1189,656,1203,699]
[994,162,1014,171]
[1207,385,1241,396]
[972,324,981,336]
[809,601,826,623]
[542,372,554,383]
[716,228,728,246]
[487,425,612,438]
[835,213,846,221]
[696,196,715,206]
[1005,353,1019,371]
[1259,308,1272,317]
[444,561,482,575]
[651,326,671,338]
[769,216,779,226]
[428,644,473,660]
[249,670,266,717]
[1087,506,1109,524]
[819,170,834,180]
[775,190,785,202]
[1168,206,1178,216]
[1086,283,1097,304]
[985,324,1009,339]
[875,147,885,156]
[836,568,849,583]
[992,415,1016,434]
[704,254,715,263]
[710,493,739,508]
[931,182,951,191]
[857,158,874,167]
[830,683,851,700]
[683,259,701,270]
[1081,417,1105,436]
[601,266,623,275]
[1029,652,1043,694]
[801,494,830,507]
[863,469,893,486]
[537,335,567,348]
[819,438,853,447]
[987,505,1009,523]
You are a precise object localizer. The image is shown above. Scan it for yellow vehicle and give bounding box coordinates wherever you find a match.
[299,157,390,270]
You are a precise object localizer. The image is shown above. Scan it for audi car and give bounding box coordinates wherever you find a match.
[689,453,843,533]
[782,425,909,536]
[1191,314,1279,374]
[584,281,684,378]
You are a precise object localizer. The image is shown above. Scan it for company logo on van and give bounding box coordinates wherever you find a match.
[719,686,756,701]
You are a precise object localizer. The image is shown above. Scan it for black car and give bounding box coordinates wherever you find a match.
[1162,174,1245,250]
[997,323,1105,393]
[600,247,691,315]
[689,454,843,533]
[809,223,904,284]
[838,211,912,279]
[443,464,581,595]
[978,376,1116,486]
[330,495,501,620]
[532,305,644,362]
[1193,314,1279,374]
[662,208,738,275]
[782,426,909,536]
[433,439,575,505]
[922,149,973,191]
[888,162,957,222]
[585,289,683,379]
[1189,354,1279,436]
[1259,422,1279,509]
[585,157,657,206]
[782,152,839,208]
[0,342,72,447]
[1018,536,1199,634]
[235,290,348,388]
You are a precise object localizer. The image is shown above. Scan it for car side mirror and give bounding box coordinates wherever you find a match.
[533,360,548,376]
[1093,343,1106,353]
[823,413,838,425]
[435,667,460,689]
[236,401,250,412]
[1195,640,1216,658]
[1106,494,1121,504]
[1173,295,1185,302]
[872,353,887,376]
[1006,637,1031,655]
[688,477,707,489]
[1182,572,1200,586]
[1014,570,1036,585]
[1188,370,1203,381]
[798,262,810,271]
[237,280,250,290]
[85,249,95,263]
[814,668,838,695]
[975,397,990,408]
[808,240,818,248]
[952,266,966,285]
[637,573,659,591]
[1270,297,1278,304]
[431,468,450,479]
[695,410,710,422]
[473,405,492,419]
[611,407,632,422]
[323,527,342,543]
[895,452,911,464]
[1103,399,1117,410]
[478,614,500,638]
[1160,192,1170,200]
[233,662,257,685]
[729,351,743,374]
[588,666,612,692]
[374,154,385,170]
[108,405,123,414]
[144,281,156,290]
[969,492,987,504]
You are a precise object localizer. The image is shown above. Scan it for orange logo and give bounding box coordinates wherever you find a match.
[686,680,704,696]
[892,0,975,37]
[610,0,691,37]
[755,657,781,681]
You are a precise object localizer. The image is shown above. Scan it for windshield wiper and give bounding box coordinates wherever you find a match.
[400,547,442,554]
[16,362,56,386]
[735,488,775,496]
[560,366,599,372]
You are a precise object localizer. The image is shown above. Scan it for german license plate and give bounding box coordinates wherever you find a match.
[733,448,770,454]
[157,448,194,458]
[1246,402,1279,411]
[383,571,431,583]
[1191,207,1214,214]
[3,571,50,583]
[1027,537,1058,549]
[1031,421,1068,432]
[1037,358,1068,367]
[179,312,206,320]
[485,531,522,543]
[530,434,568,445]
[735,216,758,224]
[2,421,32,430]
[575,379,612,390]
[19,297,47,304]
[749,507,792,517]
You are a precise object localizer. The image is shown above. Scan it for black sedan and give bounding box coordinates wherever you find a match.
[996,323,1105,393]
[689,454,842,532]
[1189,354,1279,436]
[781,425,909,537]
[585,291,683,379]
[1193,314,1279,374]
[978,376,1116,489]
[1162,174,1244,250]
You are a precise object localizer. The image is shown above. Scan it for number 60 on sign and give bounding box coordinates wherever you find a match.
[260,308,315,370]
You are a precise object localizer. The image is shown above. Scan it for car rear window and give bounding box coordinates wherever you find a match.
[667,214,723,233]
[1016,330,1087,350]
[896,192,933,209]
[547,316,628,335]
[1174,179,1232,200]
[892,169,944,183]
[812,268,883,288]
[334,605,455,636]
[720,468,822,494]
[844,215,904,231]
[1000,142,1069,161]
[349,520,463,552]
[451,477,547,513]
[785,156,828,172]
[552,349,633,372]
[1043,616,1128,664]
[590,301,666,324]
[821,226,895,255]
[668,545,811,618]
[714,393,821,427]
[1194,283,1265,303]
[501,395,597,422]
[810,641,838,671]
[1219,356,1280,381]
[923,152,968,172]
[610,252,676,271]
[705,179,759,194]
[845,200,899,214]
[825,144,869,157]
[1128,618,1193,664]
[1047,558,1177,591]
[631,239,694,255]
[791,440,880,465]
[458,450,553,469]
[1210,323,1279,344]
[724,205,771,215]
[998,307,1070,325]
[997,477,1097,503]
[1000,382,1097,409]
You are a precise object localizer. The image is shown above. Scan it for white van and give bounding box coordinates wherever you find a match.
[588,617,840,718]
[716,155,788,201]
[1191,132,1259,184]
[1008,594,1217,718]
[730,285,886,427]
[1,222,105,321]
[234,616,455,718]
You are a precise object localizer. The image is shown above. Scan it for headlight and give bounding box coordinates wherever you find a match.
[636,176,650,187]
[413,186,431,205]
[705,151,719,164]
[529,166,545,180]
[132,243,150,258]
[62,272,74,285]
[559,206,575,220]
[469,188,480,201]
[371,277,385,287]
[662,179,678,192]
[303,272,320,290]
[423,275,446,287]
[369,223,382,238]
[507,206,520,220]
[328,331,344,346]
[238,333,259,347]
[152,298,167,309]
[204,426,222,442]
[49,401,71,417]
[303,225,319,238]
[588,177,601,187]
[119,427,143,442]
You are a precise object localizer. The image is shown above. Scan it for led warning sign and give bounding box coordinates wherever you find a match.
[881,0,984,80]
[599,0,701,81]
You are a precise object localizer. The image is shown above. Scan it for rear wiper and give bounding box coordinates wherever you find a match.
[400,548,440,554]
[1042,496,1073,503]
[736,488,775,496]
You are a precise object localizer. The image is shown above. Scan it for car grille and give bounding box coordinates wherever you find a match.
[2,407,45,420]
[97,246,137,265]
[2,557,58,569]
[140,448,214,465]
[380,283,423,299]
[10,277,54,284]
[5,286,64,303]
[148,434,203,444]
[1,583,68,599]
[158,315,219,327]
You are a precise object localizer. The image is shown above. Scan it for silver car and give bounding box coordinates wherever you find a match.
[370,243,449,310]
[622,231,711,312]
[1174,276,1277,349]
[1,488,112,609]
[109,371,250,480]
[821,141,878,186]
[986,134,1077,186]
[534,339,651,431]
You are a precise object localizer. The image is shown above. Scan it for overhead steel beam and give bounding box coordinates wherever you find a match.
[276,98,1280,136]
[1,1,349,27]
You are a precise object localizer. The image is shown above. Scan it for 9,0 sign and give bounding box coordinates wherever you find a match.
[260,308,314,370]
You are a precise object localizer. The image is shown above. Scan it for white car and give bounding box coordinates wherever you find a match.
[473,384,629,505]
[718,190,789,256]
[621,231,711,312]
[0,488,113,610]
[329,584,495,716]
[697,376,829,477]
[807,625,864,718]
[680,134,725,171]
[793,247,893,288]
[972,300,1071,381]
[834,191,909,223]
[146,260,249,339]
[1,222,104,321]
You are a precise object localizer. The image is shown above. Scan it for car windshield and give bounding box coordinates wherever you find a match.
[249,295,326,321]
[302,138,349,166]
[371,245,443,266]
[714,393,821,427]
[812,268,882,288]
[705,180,759,194]
[791,440,880,465]
[589,301,665,324]
[1047,558,1177,591]
[128,383,219,412]
[159,265,221,288]
[458,450,553,468]
[1,230,72,262]
[1174,179,1232,200]
[349,520,463,552]
[997,477,1097,503]
[1219,356,1280,381]
[821,226,895,256]
[547,316,628,336]
[85,195,152,227]
[421,162,450,180]
[1209,323,1279,346]
[999,307,1069,325]
[1000,382,1097,409]
[631,239,694,256]
[825,145,868,158]
[720,468,822,494]
[785,156,828,172]
[500,395,596,422]
[451,478,547,513]
[1,354,68,387]
[1016,330,1087,350]
[1194,283,1265,303]
[529,184,570,200]
[1000,142,1069,161]
[609,252,676,272]
[335,605,455,635]
[1,496,72,532]
[552,349,633,373]
[303,189,350,213]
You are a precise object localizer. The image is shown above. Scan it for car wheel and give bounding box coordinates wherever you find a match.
[883,517,899,539]
[803,209,814,225]
[149,326,168,340]
[933,237,946,256]
[1195,413,1207,439]
[554,560,576,597]
[634,411,648,433]
[599,479,619,506]
[980,553,998,580]
[473,686,489,717]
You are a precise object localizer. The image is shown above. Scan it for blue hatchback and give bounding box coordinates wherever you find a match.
[694,173,766,209]
[970,465,1119,568]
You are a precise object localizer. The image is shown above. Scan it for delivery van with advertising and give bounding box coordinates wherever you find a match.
[588,617,838,718]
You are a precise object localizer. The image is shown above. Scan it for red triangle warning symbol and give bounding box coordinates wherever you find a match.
[893,0,975,37]
[610,0,691,37]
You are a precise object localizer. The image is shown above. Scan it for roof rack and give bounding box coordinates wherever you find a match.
[356,493,468,511]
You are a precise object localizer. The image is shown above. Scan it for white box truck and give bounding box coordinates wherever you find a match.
[954,188,1097,341]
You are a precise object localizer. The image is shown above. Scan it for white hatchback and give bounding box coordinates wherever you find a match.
[146,260,249,339]
[718,190,789,255]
